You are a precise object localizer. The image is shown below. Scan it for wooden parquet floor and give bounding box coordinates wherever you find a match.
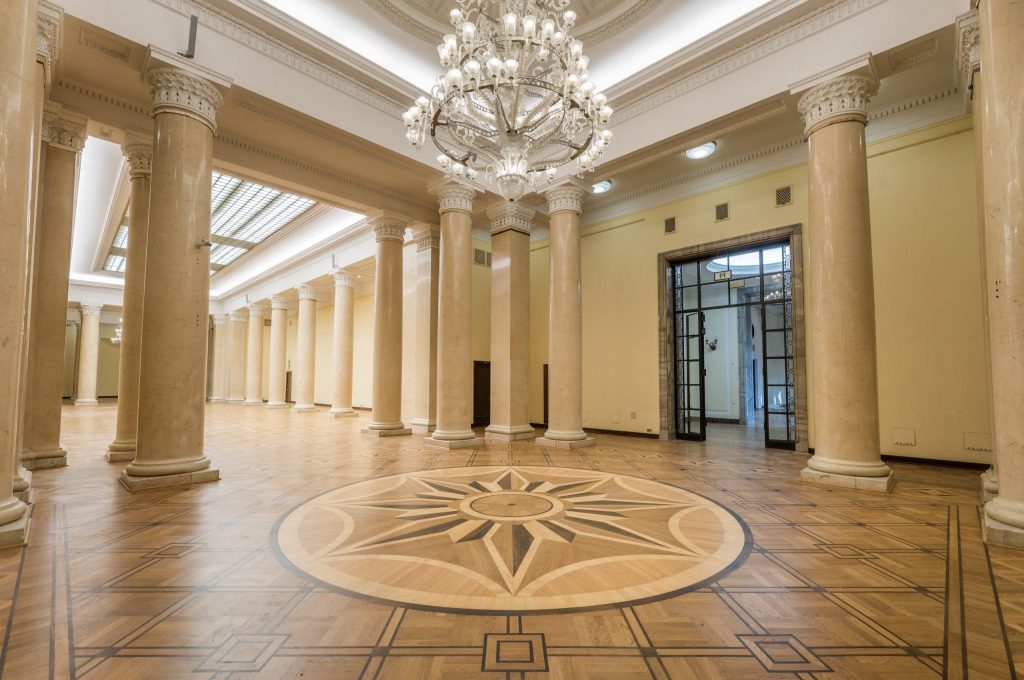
[0,403,1018,679]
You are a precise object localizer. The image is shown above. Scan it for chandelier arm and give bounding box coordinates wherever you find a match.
[436,119,499,141]
[517,90,561,131]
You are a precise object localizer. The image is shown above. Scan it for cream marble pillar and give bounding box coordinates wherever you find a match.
[0,0,39,543]
[210,316,228,402]
[266,296,290,408]
[293,285,319,413]
[796,74,893,492]
[227,311,246,402]
[122,64,223,491]
[486,203,535,441]
[426,184,481,448]
[244,305,266,404]
[537,185,594,449]
[980,0,1024,547]
[409,224,440,432]
[75,304,102,406]
[21,105,87,470]
[365,215,412,437]
[959,11,1000,502]
[329,272,357,417]
[106,137,152,461]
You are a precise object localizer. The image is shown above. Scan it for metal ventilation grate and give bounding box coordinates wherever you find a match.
[715,202,730,222]
[776,186,793,206]
[474,248,492,268]
[664,217,676,234]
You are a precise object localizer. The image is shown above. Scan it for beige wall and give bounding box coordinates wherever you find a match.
[352,293,375,410]
[97,323,121,397]
[523,115,990,463]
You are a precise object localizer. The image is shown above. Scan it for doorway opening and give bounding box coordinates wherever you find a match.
[662,231,806,451]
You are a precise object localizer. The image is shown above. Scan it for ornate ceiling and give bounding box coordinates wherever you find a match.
[361,0,664,44]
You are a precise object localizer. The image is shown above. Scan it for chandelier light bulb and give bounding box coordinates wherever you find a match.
[404,0,614,201]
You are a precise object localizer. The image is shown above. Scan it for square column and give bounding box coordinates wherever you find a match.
[486,203,535,442]
[409,224,439,433]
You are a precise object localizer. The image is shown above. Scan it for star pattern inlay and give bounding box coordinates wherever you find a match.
[275,466,749,613]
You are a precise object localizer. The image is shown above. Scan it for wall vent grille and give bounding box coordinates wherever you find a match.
[715,203,730,222]
[474,248,492,268]
[664,217,676,234]
[776,186,793,206]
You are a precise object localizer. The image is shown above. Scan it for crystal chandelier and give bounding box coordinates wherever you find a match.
[402,0,614,201]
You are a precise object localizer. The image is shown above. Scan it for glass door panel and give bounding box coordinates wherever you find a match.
[762,301,796,449]
[676,310,706,440]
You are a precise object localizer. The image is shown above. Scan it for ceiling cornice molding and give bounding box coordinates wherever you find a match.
[586,84,962,225]
[576,1,664,44]
[610,0,885,124]
[152,0,417,116]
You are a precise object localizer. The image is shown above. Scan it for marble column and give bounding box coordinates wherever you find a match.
[122,64,223,491]
[980,0,1024,547]
[959,11,1000,503]
[244,305,266,404]
[796,74,893,492]
[0,0,39,544]
[106,137,152,461]
[266,296,290,408]
[75,304,102,406]
[21,105,87,470]
[426,184,481,448]
[293,285,318,413]
[329,272,357,417]
[410,224,440,432]
[486,203,535,441]
[209,316,228,402]
[537,185,594,449]
[227,311,246,402]
[365,214,412,437]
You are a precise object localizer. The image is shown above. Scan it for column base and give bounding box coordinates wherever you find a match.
[330,408,359,418]
[411,419,436,434]
[209,398,226,403]
[105,450,136,463]
[293,405,319,413]
[74,399,98,406]
[0,512,30,548]
[800,467,895,493]
[486,425,537,442]
[14,488,35,505]
[22,446,68,470]
[265,402,290,409]
[226,398,245,404]
[424,436,484,449]
[536,437,595,449]
[363,427,413,438]
[982,468,999,503]
[13,469,31,503]
[244,399,264,405]
[120,467,220,492]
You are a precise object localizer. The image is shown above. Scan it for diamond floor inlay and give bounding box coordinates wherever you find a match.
[272,466,750,613]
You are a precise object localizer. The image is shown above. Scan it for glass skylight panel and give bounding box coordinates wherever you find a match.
[106,171,316,277]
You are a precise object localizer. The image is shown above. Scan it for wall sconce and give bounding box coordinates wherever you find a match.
[705,337,719,352]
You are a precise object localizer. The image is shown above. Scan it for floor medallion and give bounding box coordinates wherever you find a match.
[273,466,749,613]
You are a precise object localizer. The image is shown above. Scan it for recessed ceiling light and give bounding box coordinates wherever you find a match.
[592,180,613,194]
[685,142,717,160]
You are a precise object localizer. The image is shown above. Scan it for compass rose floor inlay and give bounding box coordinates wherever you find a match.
[273,465,750,613]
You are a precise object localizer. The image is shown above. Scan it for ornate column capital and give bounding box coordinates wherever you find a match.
[36,2,62,80]
[435,182,477,216]
[488,202,536,236]
[332,270,356,287]
[80,304,102,317]
[271,295,290,310]
[146,67,224,133]
[368,213,408,243]
[247,305,267,318]
[229,311,247,323]
[410,223,440,251]
[42,104,88,153]
[213,315,227,326]
[797,74,877,136]
[122,134,153,177]
[545,186,587,216]
[957,10,981,88]
[297,284,318,302]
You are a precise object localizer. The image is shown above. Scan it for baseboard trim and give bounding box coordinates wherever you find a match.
[706,417,741,424]
[881,454,989,471]
[585,428,660,440]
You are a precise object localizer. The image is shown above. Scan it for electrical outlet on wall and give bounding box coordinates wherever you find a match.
[630,411,637,420]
